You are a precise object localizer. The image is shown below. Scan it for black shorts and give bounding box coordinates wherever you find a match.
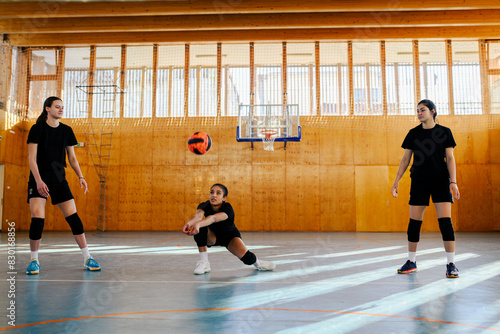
[194,226,242,248]
[27,180,74,205]
[409,177,453,206]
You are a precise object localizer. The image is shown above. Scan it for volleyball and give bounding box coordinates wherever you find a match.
[188,132,212,155]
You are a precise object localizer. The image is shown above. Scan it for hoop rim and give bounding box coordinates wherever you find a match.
[260,129,278,140]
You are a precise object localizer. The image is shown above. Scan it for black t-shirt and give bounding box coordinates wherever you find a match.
[197,201,236,232]
[402,124,456,180]
[27,122,78,183]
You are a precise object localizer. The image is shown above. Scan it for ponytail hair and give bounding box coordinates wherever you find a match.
[37,96,62,124]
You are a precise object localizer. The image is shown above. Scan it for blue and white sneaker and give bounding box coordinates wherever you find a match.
[446,263,459,278]
[26,259,40,275]
[84,256,101,271]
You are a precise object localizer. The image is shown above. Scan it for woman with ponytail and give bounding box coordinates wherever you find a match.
[25,96,101,275]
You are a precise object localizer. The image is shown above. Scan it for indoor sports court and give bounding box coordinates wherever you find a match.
[0,1,499,333]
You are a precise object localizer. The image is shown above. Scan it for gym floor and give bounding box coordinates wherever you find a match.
[1,231,499,333]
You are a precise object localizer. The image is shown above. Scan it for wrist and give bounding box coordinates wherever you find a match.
[79,176,85,179]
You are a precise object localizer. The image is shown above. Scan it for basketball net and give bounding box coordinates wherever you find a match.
[261,129,278,151]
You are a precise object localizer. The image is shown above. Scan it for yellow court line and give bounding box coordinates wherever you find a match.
[1,308,499,332]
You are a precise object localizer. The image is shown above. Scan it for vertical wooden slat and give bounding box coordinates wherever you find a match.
[394,62,400,113]
[365,63,371,113]
[196,65,200,116]
[315,41,321,115]
[445,40,455,115]
[282,41,287,105]
[88,45,96,119]
[380,41,388,115]
[224,64,228,116]
[348,41,353,115]
[479,40,490,115]
[250,42,255,105]
[337,63,342,114]
[140,66,145,118]
[217,42,222,117]
[168,65,173,117]
[25,48,31,118]
[56,46,65,97]
[152,44,158,118]
[184,43,189,118]
[309,63,314,115]
[412,40,421,104]
[119,45,126,118]
[422,62,428,98]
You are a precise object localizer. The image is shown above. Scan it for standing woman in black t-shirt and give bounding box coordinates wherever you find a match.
[182,183,275,275]
[391,100,460,278]
[25,97,101,275]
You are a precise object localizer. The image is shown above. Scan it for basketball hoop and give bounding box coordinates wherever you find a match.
[261,129,278,151]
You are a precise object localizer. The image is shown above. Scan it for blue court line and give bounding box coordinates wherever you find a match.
[276,259,500,334]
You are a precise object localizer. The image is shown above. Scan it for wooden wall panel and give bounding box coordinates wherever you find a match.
[151,165,186,231]
[2,163,30,230]
[387,131,407,166]
[107,132,121,166]
[183,165,219,222]
[118,166,152,230]
[83,160,101,231]
[355,166,390,231]
[120,131,153,166]
[453,130,489,164]
[490,129,500,164]
[286,164,320,231]
[353,130,388,165]
[103,165,120,230]
[319,165,355,231]
[152,130,186,166]
[387,166,410,232]
[218,127,252,165]
[457,164,494,231]
[252,165,286,231]
[492,164,500,231]
[3,116,497,232]
[285,127,320,165]
[319,128,353,165]
[217,165,253,231]
[2,125,26,165]
[251,139,286,165]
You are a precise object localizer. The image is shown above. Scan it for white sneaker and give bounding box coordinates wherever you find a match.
[255,260,276,271]
[194,260,210,275]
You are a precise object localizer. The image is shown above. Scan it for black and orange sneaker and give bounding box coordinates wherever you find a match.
[397,260,417,274]
[446,263,459,278]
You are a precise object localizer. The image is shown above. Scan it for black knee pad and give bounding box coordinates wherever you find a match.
[65,213,84,235]
[29,217,45,240]
[438,217,455,241]
[240,251,257,266]
[194,227,208,247]
[407,219,423,242]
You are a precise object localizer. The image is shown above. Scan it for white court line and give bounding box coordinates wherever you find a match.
[311,246,404,258]
[266,253,309,258]
[195,254,480,319]
[10,245,276,255]
[205,247,445,288]
[277,259,500,334]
